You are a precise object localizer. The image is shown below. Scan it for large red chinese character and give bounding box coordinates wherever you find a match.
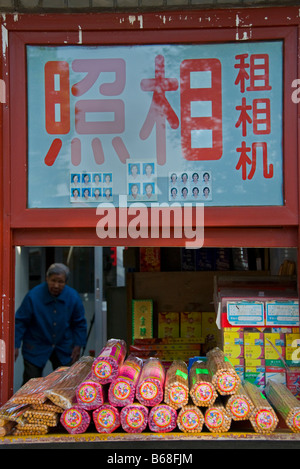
[236,141,273,180]
[234,54,272,93]
[234,54,249,93]
[140,55,179,165]
[180,58,222,161]
[252,98,271,135]
[235,97,252,137]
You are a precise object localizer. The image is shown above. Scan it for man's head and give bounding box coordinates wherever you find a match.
[46,263,70,297]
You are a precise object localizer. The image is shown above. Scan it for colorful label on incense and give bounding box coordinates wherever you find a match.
[217,372,237,393]
[112,380,132,400]
[255,409,276,430]
[293,411,300,430]
[195,383,214,403]
[78,383,98,403]
[97,408,116,428]
[94,360,112,380]
[63,408,83,429]
[205,408,224,428]
[140,381,158,400]
[179,410,200,431]
[125,408,145,429]
[152,407,172,428]
[168,385,188,405]
[229,398,251,418]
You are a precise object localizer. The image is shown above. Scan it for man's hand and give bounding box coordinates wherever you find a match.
[14,348,19,361]
[71,345,81,364]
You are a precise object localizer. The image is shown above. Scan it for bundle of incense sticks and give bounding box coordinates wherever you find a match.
[177,404,204,433]
[60,406,91,434]
[136,357,165,406]
[204,398,232,433]
[265,379,300,433]
[76,373,106,410]
[224,383,255,421]
[148,404,177,433]
[92,339,127,385]
[120,403,149,433]
[206,347,241,395]
[243,380,278,434]
[93,404,120,433]
[189,360,217,407]
[108,354,143,407]
[164,360,189,410]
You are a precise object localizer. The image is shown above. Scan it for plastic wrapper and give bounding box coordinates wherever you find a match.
[223,383,255,421]
[23,409,59,427]
[0,421,16,437]
[108,354,143,407]
[45,356,94,409]
[12,423,49,436]
[244,380,278,434]
[177,404,204,433]
[93,404,120,433]
[189,360,217,407]
[265,380,300,433]
[0,401,29,424]
[92,339,127,385]
[120,403,149,433]
[136,357,165,407]
[148,404,177,433]
[32,401,64,413]
[164,360,189,410]
[204,398,232,433]
[206,347,241,395]
[60,406,91,434]
[76,372,106,410]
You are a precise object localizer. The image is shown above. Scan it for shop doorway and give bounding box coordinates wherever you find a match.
[13,246,126,392]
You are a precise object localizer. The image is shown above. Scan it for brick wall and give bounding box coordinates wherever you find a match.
[0,0,299,12]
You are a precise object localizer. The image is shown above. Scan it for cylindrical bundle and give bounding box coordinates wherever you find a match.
[108,354,143,407]
[92,339,127,385]
[60,406,91,434]
[224,383,255,421]
[0,401,29,425]
[32,401,64,413]
[136,357,165,406]
[45,356,94,409]
[23,409,59,427]
[243,380,278,434]
[148,404,177,433]
[13,423,49,436]
[120,403,149,433]
[93,404,120,433]
[0,421,15,436]
[164,360,189,410]
[206,347,241,395]
[265,379,300,433]
[177,404,204,433]
[189,361,217,407]
[204,399,232,433]
[76,372,106,410]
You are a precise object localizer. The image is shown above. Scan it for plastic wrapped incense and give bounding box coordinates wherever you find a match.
[23,409,59,427]
[13,423,49,436]
[93,404,120,433]
[224,383,255,421]
[0,421,15,436]
[45,356,94,409]
[0,401,29,424]
[206,347,241,395]
[92,339,127,384]
[265,380,300,433]
[148,404,177,433]
[60,406,91,434]
[120,403,149,433]
[136,357,165,406]
[204,398,232,433]
[177,404,204,433]
[108,354,143,407]
[32,400,64,413]
[164,360,189,410]
[244,380,278,434]
[76,373,106,410]
[189,360,217,407]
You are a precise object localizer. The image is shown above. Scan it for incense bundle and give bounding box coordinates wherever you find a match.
[108,354,143,407]
[243,380,278,434]
[189,360,217,407]
[177,404,204,433]
[45,356,94,409]
[207,347,241,395]
[12,423,49,436]
[224,383,255,421]
[120,403,149,433]
[164,360,189,410]
[148,404,177,433]
[93,404,120,433]
[265,380,300,433]
[204,399,232,433]
[60,406,91,434]
[136,357,165,406]
[92,339,127,384]
[76,373,105,410]
[0,420,15,436]
[23,408,59,427]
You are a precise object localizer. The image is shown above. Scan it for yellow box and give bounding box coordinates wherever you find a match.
[244,332,264,346]
[223,331,244,345]
[180,312,202,339]
[244,345,264,360]
[264,333,285,359]
[158,312,180,338]
[223,344,244,359]
[286,333,300,348]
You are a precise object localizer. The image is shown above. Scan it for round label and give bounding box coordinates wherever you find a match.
[97,408,116,429]
[113,380,131,401]
[180,410,200,431]
[217,373,237,393]
[230,398,250,419]
[152,407,172,428]
[63,409,82,429]
[169,385,188,405]
[255,409,276,430]
[140,381,158,401]
[78,383,97,403]
[125,408,145,429]
[293,411,300,430]
[205,408,224,428]
[195,383,214,403]
[94,360,112,380]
